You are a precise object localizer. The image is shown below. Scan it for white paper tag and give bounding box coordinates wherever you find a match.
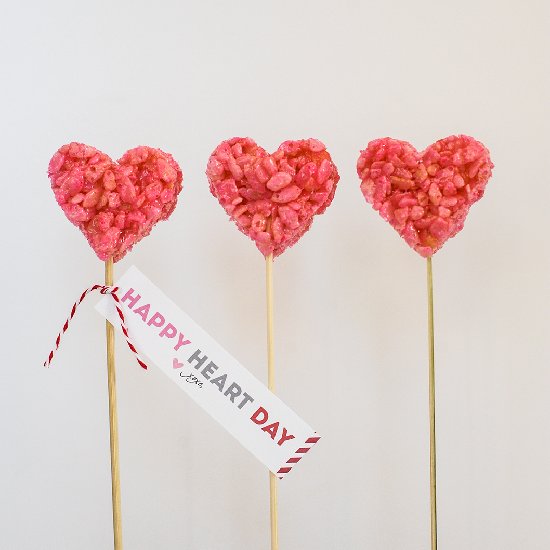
[95,266,319,478]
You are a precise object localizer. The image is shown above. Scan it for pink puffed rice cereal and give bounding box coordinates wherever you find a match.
[49,143,183,262]
[207,137,340,257]
[357,135,493,257]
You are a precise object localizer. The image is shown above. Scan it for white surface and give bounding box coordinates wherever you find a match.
[1,1,549,549]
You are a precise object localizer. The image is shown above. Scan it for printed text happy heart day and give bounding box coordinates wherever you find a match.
[120,287,296,448]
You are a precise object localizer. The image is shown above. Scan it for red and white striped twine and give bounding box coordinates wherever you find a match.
[276,435,321,479]
[44,284,148,370]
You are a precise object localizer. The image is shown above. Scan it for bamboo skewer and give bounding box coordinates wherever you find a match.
[427,257,437,550]
[265,253,279,550]
[105,258,123,550]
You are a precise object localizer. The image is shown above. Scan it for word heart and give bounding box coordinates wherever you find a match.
[96,266,320,478]
[186,348,294,447]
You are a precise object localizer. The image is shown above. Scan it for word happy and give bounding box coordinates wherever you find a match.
[121,288,193,351]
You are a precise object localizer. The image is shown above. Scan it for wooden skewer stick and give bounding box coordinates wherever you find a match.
[265,253,279,550]
[427,257,437,550]
[105,258,123,550]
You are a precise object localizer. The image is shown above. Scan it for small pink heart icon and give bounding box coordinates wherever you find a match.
[173,358,184,369]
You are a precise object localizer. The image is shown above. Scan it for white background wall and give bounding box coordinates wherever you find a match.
[1,1,549,549]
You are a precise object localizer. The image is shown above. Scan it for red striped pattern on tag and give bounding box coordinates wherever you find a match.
[276,435,321,479]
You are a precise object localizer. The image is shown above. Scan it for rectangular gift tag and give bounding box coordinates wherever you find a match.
[96,265,319,478]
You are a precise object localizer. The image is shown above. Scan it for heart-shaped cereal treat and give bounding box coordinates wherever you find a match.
[357,135,493,257]
[207,137,339,257]
[49,142,183,262]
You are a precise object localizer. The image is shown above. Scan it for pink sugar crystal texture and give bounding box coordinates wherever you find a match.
[207,137,340,257]
[49,143,183,262]
[357,135,493,257]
